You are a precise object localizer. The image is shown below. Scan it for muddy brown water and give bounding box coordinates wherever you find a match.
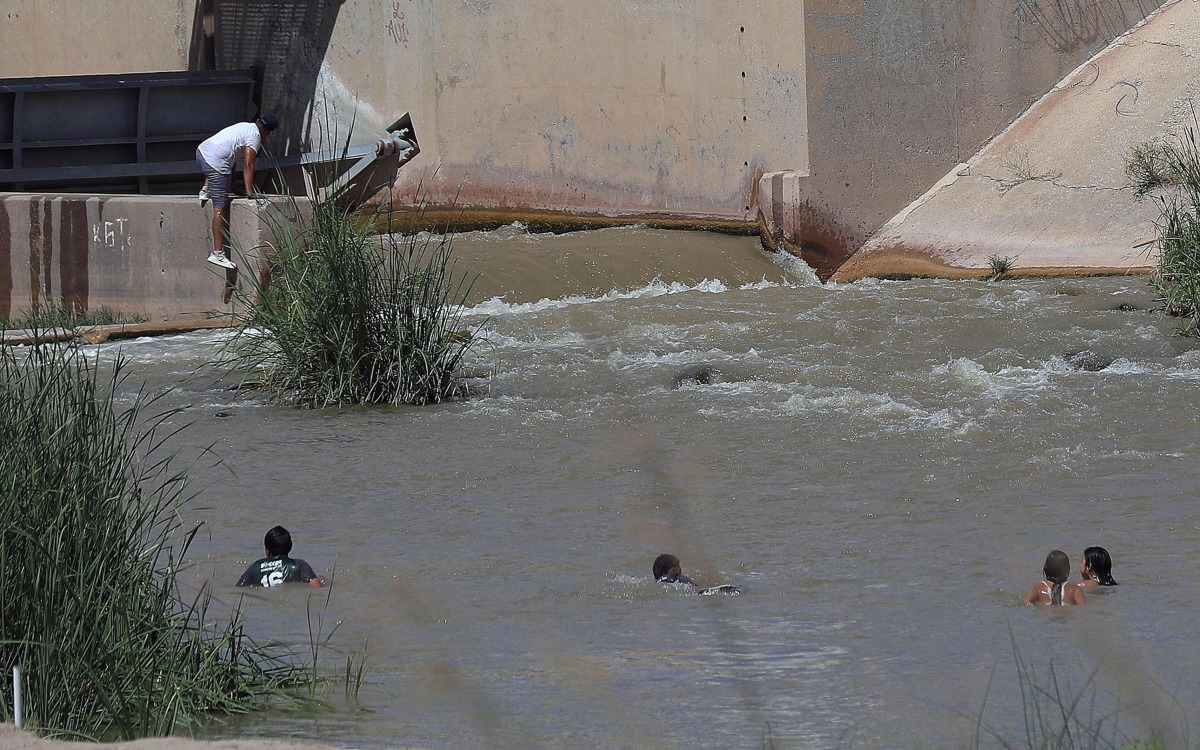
[79,227,1200,748]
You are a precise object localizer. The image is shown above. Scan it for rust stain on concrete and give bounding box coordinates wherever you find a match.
[0,203,10,321]
[61,199,89,315]
[28,199,48,308]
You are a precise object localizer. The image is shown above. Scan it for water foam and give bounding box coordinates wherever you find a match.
[466,278,732,317]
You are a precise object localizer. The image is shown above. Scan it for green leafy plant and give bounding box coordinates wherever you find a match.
[226,193,487,407]
[988,254,1016,281]
[0,338,303,740]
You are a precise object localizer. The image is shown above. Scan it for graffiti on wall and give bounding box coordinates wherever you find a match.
[1013,0,1158,53]
[92,217,132,252]
[386,1,412,48]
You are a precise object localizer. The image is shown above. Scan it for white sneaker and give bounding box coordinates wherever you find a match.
[206,252,236,270]
[199,186,210,206]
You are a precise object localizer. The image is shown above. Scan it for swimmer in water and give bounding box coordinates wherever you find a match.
[1024,550,1085,606]
[1077,545,1119,587]
[653,553,695,585]
[236,525,324,588]
[653,553,739,595]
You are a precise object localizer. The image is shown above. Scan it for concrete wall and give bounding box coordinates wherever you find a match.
[0,0,1167,282]
[301,1,807,226]
[0,193,298,321]
[760,0,1163,277]
[0,2,191,76]
[831,0,1195,281]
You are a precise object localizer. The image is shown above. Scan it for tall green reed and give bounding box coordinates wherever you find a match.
[227,188,486,408]
[0,338,299,740]
[1135,114,1200,335]
[963,642,1180,750]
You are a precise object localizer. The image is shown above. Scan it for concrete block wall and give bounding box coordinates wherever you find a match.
[0,194,305,321]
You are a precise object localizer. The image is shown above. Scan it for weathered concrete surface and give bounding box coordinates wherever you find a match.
[769,0,1163,276]
[0,2,191,76]
[0,194,304,321]
[832,0,1195,282]
[0,1,1169,279]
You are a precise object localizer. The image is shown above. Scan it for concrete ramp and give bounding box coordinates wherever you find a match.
[833,0,1198,282]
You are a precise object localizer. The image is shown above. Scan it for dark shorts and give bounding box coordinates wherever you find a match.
[196,149,232,209]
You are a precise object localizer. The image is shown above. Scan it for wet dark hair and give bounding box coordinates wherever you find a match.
[264,525,293,557]
[1083,546,1118,586]
[1043,550,1070,605]
[652,554,680,581]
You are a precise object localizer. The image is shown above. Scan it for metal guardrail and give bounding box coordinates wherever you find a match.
[0,70,256,193]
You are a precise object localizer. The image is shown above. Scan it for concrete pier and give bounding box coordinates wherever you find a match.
[0,194,304,321]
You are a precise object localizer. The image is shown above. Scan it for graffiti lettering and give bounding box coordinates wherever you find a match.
[92,218,131,251]
[386,1,411,48]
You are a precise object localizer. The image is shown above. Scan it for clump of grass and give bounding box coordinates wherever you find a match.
[228,193,487,408]
[2,303,148,330]
[1125,137,1179,195]
[1146,119,1200,335]
[0,339,303,740]
[988,254,1015,281]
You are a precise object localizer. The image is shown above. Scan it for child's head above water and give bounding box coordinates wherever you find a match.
[1043,550,1071,584]
[264,525,294,557]
[1081,546,1118,585]
[653,554,682,581]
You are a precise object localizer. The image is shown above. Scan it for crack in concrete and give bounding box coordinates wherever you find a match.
[976,173,1133,194]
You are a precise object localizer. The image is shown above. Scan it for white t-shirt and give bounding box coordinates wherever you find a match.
[198,122,262,174]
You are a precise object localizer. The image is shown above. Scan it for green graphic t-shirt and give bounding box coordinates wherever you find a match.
[236,555,319,587]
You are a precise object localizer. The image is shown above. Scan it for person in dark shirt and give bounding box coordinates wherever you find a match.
[652,553,740,595]
[653,553,696,585]
[236,525,324,588]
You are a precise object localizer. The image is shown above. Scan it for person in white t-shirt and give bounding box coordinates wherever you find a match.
[195,113,279,269]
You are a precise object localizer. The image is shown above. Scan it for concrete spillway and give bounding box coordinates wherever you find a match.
[833,0,1196,281]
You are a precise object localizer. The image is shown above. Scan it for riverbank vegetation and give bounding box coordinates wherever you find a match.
[0,341,306,740]
[1,303,147,330]
[228,192,486,408]
[1128,121,1200,334]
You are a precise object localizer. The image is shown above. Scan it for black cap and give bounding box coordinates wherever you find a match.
[258,113,280,132]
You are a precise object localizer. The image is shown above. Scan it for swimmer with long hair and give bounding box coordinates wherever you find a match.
[1077,545,1119,587]
[1024,550,1086,606]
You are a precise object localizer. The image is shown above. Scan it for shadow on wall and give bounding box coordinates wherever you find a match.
[187,0,344,156]
[1013,0,1163,53]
